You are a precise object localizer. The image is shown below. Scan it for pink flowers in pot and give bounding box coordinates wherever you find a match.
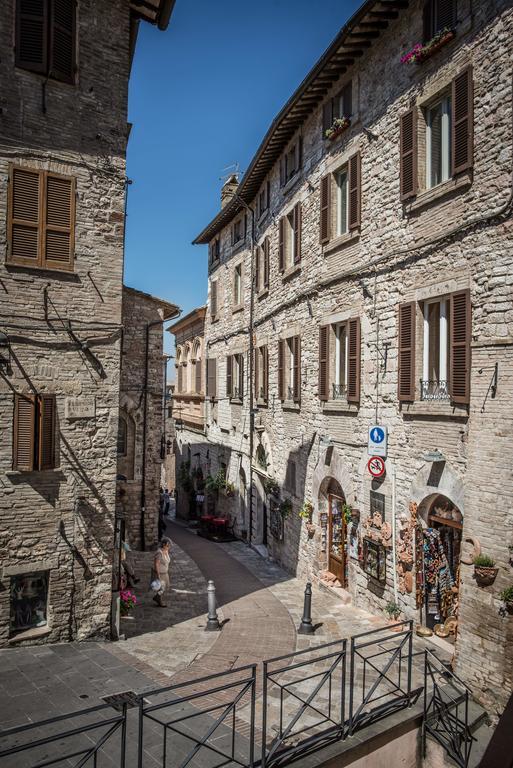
[401,28,455,65]
[120,589,137,616]
[325,117,351,141]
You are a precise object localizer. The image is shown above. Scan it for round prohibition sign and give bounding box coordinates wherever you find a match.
[368,456,386,478]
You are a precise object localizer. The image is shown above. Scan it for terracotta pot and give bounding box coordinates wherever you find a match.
[474,566,498,587]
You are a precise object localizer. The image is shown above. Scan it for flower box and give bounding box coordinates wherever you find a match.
[325,117,351,142]
[401,29,455,66]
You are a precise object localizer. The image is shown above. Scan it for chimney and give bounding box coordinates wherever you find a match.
[221,174,239,208]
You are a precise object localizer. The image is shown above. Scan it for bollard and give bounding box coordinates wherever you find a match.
[205,580,221,631]
[298,582,315,634]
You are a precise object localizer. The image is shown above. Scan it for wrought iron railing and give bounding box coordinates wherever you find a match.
[420,379,450,401]
[423,650,474,768]
[332,383,346,400]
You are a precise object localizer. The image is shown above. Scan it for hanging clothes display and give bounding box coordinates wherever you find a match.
[423,528,458,625]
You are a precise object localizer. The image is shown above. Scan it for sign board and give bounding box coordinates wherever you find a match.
[65,397,96,419]
[368,456,386,478]
[368,425,387,457]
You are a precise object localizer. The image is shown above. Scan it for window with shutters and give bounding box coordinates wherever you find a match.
[318,319,360,405]
[209,237,220,267]
[320,153,360,245]
[255,345,268,404]
[423,0,456,43]
[425,94,451,189]
[280,140,302,187]
[231,217,245,247]
[16,0,76,83]
[279,203,301,274]
[227,353,244,401]
[7,166,75,271]
[256,237,270,295]
[206,358,217,399]
[210,278,219,321]
[335,168,349,236]
[322,80,353,137]
[13,393,56,471]
[193,339,202,394]
[233,263,243,309]
[421,297,450,400]
[280,336,301,404]
[257,181,270,220]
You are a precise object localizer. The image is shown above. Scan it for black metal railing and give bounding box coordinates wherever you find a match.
[420,379,450,401]
[138,664,256,768]
[332,383,346,400]
[261,639,347,768]
[423,650,474,768]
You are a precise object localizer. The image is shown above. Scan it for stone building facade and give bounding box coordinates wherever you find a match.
[117,287,179,550]
[168,307,213,521]
[194,0,513,711]
[0,0,173,646]
[161,382,176,493]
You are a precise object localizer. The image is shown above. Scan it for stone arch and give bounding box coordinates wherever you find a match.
[409,459,464,522]
[183,343,192,392]
[311,446,355,521]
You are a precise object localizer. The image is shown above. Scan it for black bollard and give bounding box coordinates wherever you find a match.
[298,582,315,634]
[205,580,221,631]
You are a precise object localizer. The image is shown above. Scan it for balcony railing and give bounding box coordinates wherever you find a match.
[420,379,450,401]
[332,383,346,400]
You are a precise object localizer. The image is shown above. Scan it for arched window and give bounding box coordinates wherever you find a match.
[193,338,202,393]
[117,416,127,456]
[175,347,183,393]
[184,344,191,392]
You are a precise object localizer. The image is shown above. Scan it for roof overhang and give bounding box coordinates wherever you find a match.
[193,0,408,245]
[167,306,207,335]
[123,285,181,320]
[129,0,176,30]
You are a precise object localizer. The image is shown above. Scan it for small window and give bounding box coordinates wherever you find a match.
[16,0,76,83]
[13,393,56,471]
[117,416,127,456]
[227,353,244,400]
[280,140,302,186]
[256,237,270,294]
[370,491,385,522]
[257,181,270,219]
[322,81,353,136]
[209,237,220,265]
[278,336,300,403]
[279,203,301,272]
[333,323,348,399]
[421,297,450,400]
[425,96,451,189]
[255,345,268,403]
[233,264,242,306]
[210,278,218,319]
[423,0,456,42]
[10,571,49,636]
[231,217,245,246]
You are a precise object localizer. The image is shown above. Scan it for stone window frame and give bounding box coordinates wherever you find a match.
[232,261,244,313]
[3,560,57,643]
[117,414,128,456]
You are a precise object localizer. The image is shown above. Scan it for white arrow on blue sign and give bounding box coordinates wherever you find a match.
[368,425,388,457]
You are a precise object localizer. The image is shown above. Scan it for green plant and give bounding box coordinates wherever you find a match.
[205,470,226,493]
[264,477,280,497]
[385,600,401,621]
[473,554,496,568]
[299,501,313,521]
[279,499,292,518]
[342,503,352,525]
[500,586,513,603]
[224,481,235,497]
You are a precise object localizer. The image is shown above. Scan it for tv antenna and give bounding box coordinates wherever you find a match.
[219,162,241,182]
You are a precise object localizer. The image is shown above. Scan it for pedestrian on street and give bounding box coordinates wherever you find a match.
[152,537,171,608]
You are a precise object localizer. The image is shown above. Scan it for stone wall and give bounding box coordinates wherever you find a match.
[0,0,131,645]
[201,1,513,711]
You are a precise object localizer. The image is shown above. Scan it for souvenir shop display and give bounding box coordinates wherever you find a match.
[10,571,49,634]
[363,538,386,582]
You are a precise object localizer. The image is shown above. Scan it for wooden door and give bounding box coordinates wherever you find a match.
[328,495,346,586]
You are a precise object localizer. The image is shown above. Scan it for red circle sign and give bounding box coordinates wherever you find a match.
[368,456,386,478]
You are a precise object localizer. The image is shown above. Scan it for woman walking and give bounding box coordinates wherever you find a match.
[152,537,171,607]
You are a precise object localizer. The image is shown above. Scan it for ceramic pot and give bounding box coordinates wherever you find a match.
[473,566,498,587]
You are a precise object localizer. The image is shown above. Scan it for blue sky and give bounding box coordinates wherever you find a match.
[125,0,361,356]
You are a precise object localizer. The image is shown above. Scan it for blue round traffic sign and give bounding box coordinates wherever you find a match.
[370,427,385,443]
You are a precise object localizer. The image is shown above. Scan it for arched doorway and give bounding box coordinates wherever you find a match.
[418,493,462,635]
[319,477,347,587]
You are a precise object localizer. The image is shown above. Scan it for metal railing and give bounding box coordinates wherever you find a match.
[423,650,474,767]
[420,379,450,401]
[332,383,346,400]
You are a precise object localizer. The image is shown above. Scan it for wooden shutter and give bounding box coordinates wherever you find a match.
[226,356,232,398]
[38,394,55,470]
[255,246,260,292]
[318,326,329,401]
[263,346,269,402]
[238,353,244,398]
[254,346,260,400]
[450,289,471,404]
[278,217,285,272]
[320,174,331,244]
[49,0,75,83]
[348,152,361,230]
[278,340,285,401]
[347,318,361,403]
[195,359,202,394]
[398,302,416,401]
[400,109,418,201]
[422,0,433,43]
[264,237,270,288]
[207,358,216,399]
[342,80,353,118]
[44,172,75,270]
[8,167,41,266]
[16,0,48,74]
[293,202,301,264]
[13,393,36,471]
[293,336,301,402]
[452,66,473,176]
[211,280,217,318]
[322,100,333,134]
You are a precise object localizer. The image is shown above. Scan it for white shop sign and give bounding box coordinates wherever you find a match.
[368,425,387,457]
[65,397,96,419]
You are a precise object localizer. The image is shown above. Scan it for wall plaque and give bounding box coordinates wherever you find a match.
[65,397,96,419]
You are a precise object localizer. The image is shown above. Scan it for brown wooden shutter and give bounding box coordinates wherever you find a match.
[435,0,455,33]
[322,100,333,134]
[13,393,36,471]
[238,353,244,398]
[398,302,416,401]
[226,356,232,398]
[293,203,301,264]
[318,326,329,401]
[450,289,471,404]
[207,358,217,399]
[422,0,433,43]
[44,172,75,270]
[320,174,331,244]
[400,109,418,201]
[342,80,352,118]
[38,394,55,470]
[348,152,361,231]
[49,0,75,83]
[293,336,301,402]
[278,217,285,272]
[264,237,270,288]
[195,358,202,394]
[347,318,361,403]
[211,280,217,318]
[255,246,260,292]
[8,167,41,266]
[278,340,285,401]
[16,0,48,74]
[254,346,260,399]
[263,346,269,402]
[452,66,473,176]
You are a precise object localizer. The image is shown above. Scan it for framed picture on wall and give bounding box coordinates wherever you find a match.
[362,538,386,583]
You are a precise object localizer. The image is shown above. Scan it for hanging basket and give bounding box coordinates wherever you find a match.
[473,565,498,587]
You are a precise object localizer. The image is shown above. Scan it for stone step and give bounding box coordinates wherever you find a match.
[318,579,352,604]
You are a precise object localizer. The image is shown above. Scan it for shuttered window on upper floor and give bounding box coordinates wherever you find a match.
[318,319,361,404]
[16,0,76,84]
[7,166,75,271]
[423,0,456,43]
[13,393,56,471]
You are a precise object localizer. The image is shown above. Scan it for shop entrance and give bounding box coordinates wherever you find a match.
[419,494,462,638]
[328,493,347,586]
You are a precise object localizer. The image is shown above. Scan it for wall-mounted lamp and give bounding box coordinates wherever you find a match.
[0,332,11,374]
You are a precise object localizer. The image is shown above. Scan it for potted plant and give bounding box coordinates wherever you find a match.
[342,503,353,526]
[385,600,401,622]
[325,116,351,141]
[299,501,313,521]
[499,586,513,615]
[473,554,498,586]
[205,470,226,493]
[120,589,137,617]
[400,27,455,65]
[263,477,280,497]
